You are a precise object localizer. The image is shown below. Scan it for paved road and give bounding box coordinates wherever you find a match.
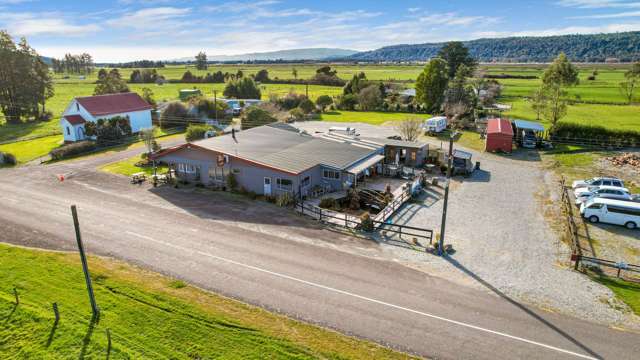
[1,150,639,359]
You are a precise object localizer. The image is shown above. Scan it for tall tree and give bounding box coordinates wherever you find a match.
[415,58,448,113]
[437,41,477,79]
[539,53,579,127]
[94,69,129,95]
[292,67,298,79]
[529,87,547,121]
[0,31,53,123]
[195,51,208,70]
[620,61,640,104]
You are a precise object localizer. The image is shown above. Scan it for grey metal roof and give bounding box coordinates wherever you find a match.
[513,119,545,132]
[192,124,377,174]
[357,136,428,149]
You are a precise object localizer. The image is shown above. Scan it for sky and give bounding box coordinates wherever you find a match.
[1,0,640,62]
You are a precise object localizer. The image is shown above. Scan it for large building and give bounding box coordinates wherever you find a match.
[152,123,428,197]
[60,92,153,142]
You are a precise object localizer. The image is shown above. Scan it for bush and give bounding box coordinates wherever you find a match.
[161,101,192,129]
[358,212,374,232]
[346,188,360,210]
[226,172,238,191]
[0,152,16,165]
[242,106,277,130]
[299,98,315,114]
[49,141,97,160]
[185,124,212,142]
[276,192,294,207]
[223,77,261,99]
[319,197,337,209]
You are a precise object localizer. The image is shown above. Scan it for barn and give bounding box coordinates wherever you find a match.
[485,118,513,153]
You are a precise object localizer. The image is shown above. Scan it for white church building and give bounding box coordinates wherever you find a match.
[60,92,153,142]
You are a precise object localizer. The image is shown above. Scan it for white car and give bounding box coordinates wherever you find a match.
[580,198,640,229]
[571,177,624,190]
[574,186,632,205]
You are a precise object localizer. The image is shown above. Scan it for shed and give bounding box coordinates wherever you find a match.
[512,119,545,148]
[179,89,202,101]
[485,118,513,153]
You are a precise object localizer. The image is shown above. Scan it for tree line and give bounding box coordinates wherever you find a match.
[51,53,94,74]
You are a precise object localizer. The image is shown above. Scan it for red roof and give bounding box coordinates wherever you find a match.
[486,118,513,136]
[75,92,152,116]
[64,114,87,125]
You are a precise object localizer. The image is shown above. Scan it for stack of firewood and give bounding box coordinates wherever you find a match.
[608,153,640,168]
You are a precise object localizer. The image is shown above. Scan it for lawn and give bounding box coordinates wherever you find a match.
[320,110,426,125]
[590,275,640,315]
[424,129,486,152]
[0,244,413,359]
[0,135,62,164]
[100,154,168,177]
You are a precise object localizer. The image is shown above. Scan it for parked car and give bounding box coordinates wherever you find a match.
[580,198,640,229]
[574,186,632,205]
[571,177,624,190]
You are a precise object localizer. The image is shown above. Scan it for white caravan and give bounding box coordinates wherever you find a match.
[424,116,447,134]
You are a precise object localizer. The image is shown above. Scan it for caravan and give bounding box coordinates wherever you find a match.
[424,116,447,134]
[580,198,640,229]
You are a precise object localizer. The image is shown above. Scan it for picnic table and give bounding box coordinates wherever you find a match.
[131,172,147,184]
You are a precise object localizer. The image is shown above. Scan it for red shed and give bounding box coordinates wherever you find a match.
[485,118,513,153]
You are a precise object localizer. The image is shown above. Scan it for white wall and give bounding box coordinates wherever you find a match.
[60,118,77,142]
[100,110,152,133]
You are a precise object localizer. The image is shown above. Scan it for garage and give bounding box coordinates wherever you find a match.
[485,118,514,153]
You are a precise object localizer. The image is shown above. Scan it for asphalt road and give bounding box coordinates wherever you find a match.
[1,147,639,359]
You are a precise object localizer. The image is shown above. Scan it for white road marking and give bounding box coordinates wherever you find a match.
[125,230,597,360]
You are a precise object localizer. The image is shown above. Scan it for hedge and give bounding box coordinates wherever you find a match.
[550,123,640,148]
[49,141,97,160]
[0,152,16,165]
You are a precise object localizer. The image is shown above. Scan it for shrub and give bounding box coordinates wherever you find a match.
[247,190,258,200]
[242,106,277,130]
[319,197,337,209]
[226,172,238,191]
[265,195,277,203]
[346,188,360,210]
[185,124,212,142]
[0,152,16,165]
[49,141,97,160]
[316,95,333,111]
[161,101,192,129]
[223,77,261,99]
[276,92,308,110]
[299,98,316,114]
[359,212,374,232]
[276,192,294,207]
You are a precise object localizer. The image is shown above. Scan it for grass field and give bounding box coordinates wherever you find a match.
[100,154,168,176]
[0,135,62,163]
[0,244,412,359]
[590,275,640,316]
[320,110,425,125]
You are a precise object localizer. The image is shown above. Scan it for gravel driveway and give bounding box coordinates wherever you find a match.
[294,121,638,328]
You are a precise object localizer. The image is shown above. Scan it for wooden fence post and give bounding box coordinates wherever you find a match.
[52,302,60,323]
[13,287,19,305]
[106,328,112,356]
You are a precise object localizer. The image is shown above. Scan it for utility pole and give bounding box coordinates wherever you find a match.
[71,205,100,318]
[438,134,455,256]
[305,82,309,98]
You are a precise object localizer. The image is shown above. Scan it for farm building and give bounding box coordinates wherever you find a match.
[60,92,153,142]
[485,118,514,153]
[152,123,428,197]
[513,119,545,148]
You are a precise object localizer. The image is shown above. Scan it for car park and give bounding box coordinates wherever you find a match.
[580,198,640,229]
[574,186,632,205]
[571,177,624,190]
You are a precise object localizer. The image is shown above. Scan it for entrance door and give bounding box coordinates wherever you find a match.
[263,177,272,196]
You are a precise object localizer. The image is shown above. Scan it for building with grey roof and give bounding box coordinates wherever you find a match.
[153,123,417,197]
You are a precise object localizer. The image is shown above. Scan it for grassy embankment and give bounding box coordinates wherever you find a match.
[100,155,168,177]
[0,244,413,359]
[590,275,640,315]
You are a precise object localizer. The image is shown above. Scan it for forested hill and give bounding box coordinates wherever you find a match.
[348,32,640,62]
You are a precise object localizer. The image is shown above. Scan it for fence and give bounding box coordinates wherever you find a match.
[295,201,433,244]
[574,255,640,279]
[543,133,640,150]
[373,185,412,223]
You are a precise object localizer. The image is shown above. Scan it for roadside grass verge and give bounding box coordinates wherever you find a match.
[0,244,414,359]
[100,154,168,177]
[320,110,426,125]
[0,135,62,164]
[589,274,640,315]
[424,129,486,152]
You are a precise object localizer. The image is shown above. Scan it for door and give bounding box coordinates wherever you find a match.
[263,177,272,196]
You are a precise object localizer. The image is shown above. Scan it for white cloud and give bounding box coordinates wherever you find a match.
[557,0,640,9]
[569,10,640,18]
[0,12,100,36]
[474,22,640,38]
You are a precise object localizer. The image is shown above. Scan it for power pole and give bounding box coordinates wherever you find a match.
[71,205,100,318]
[438,134,454,256]
[305,82,309,98]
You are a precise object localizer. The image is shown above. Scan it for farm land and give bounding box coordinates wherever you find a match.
[0,63,638,163]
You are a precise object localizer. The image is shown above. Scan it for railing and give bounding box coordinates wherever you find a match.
[373,187,411,223]
[559,177,581,269]
[575,255,640,279]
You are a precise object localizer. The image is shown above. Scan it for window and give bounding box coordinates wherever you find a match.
[587,203,604,209]
[76,103,79,111]
[276,178,293,191]
[608,206,640,216]
[613,181,623,187]
[411,151,416,161]
[301,176,311,187]
[177,163,198,174]
[322,169,340,180]
[208,167,224,181]
[66,127,71,135]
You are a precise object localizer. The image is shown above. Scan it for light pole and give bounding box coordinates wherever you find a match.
[438,132,455,256]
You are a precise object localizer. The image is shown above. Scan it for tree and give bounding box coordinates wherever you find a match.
[141,87,157,108]
[529,87,547,121]
[140,127,156,155]
[316,95,333,112]
[619,80,636,104]
[395,118,422,142]
[94,69,129,95]
[542,53,579,88]
[242,106,276,130]
[299,98,315,114]
[292,68,298,79]
[438,41,477,79]
[337,94,358,110]
[193,98,228,119]
[343,72,367,95]
[357,84,383,111]
[289,107,305,121]
[160,101,192,129]
[185,124,212,142]
[254,69,269,82]
[223,77,261,99]
[195,51,207,70]
[415,58,449,113]
[542,84,567,127]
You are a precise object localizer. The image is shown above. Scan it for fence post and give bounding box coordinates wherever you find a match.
[106,328,112,356]
[13,287,19,305]
[319,208,322,222]
[574,254,580,270]
[52,302,60,323]
[345,214,348,228]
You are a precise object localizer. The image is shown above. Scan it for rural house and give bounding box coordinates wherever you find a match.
[152,123,428,197]
[60,92,153,142]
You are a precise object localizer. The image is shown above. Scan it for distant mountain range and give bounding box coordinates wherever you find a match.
[171,48,358,62]
[347,32,640,63]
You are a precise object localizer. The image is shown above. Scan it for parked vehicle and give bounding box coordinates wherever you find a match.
[574,186,632,205]
[521,130,537,149]
[329,126,357,136]
[571,177,624,190]
[424,116,447,134]
[580,198,640,229]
